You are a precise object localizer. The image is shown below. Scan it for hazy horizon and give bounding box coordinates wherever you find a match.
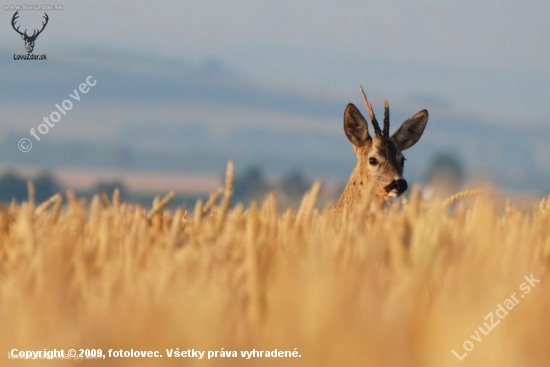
[1,0,549,199]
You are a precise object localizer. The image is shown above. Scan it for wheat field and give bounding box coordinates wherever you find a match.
[1,161,549,367]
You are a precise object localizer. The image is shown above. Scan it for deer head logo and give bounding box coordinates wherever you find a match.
[11,11,49,54]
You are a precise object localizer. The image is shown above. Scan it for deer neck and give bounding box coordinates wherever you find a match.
[335,163,383,210]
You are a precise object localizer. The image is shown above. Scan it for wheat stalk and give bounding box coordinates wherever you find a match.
[147,191,176,220]
[34,193,62,217]
[214,160,234,234]
[441,188,486,208]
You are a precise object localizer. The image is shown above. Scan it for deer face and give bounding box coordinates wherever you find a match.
[22,34,38,53]
[356,135,407,197]
[11,11,49,54]
[343,88,428,199]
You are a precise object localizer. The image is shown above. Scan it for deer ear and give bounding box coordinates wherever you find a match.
[20,34,25,40]
[392,110,428,151]
[343,103,371,147]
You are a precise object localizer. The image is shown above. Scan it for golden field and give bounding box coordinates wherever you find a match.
[1,162,549,367]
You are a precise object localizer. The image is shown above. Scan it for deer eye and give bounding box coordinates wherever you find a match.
[368,157,378,166]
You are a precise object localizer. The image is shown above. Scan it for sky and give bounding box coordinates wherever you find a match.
[3,0,550,118]
[31,1,550,119]
[0,0,549,194]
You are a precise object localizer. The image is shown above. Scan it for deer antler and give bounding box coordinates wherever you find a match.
[359,85,382,136]
[383,100,390,137]
[11,11,27,37]
[12,12,49,40]
[31,13,49,39]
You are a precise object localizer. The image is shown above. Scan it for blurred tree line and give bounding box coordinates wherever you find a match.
[423,151,465,198]
[231,166,313,208]
[230,151,465,205]
[0,151,464,207]
[0,170,129,205]
[0,171,61,204]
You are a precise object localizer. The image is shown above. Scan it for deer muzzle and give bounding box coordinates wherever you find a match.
[384,178,408,197]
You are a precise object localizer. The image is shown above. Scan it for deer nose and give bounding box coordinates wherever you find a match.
[395,179,408,193]
[384,179,408,195]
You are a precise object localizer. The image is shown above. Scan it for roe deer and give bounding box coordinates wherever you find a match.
[336,86,429,209]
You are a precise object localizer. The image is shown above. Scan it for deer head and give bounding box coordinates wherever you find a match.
[336,86,428,208]
[11,11,49,54]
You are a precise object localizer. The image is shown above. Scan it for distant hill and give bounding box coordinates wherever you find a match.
[1,47,549,195]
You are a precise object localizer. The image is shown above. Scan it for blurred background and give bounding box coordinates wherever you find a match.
[1,0,549,208]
